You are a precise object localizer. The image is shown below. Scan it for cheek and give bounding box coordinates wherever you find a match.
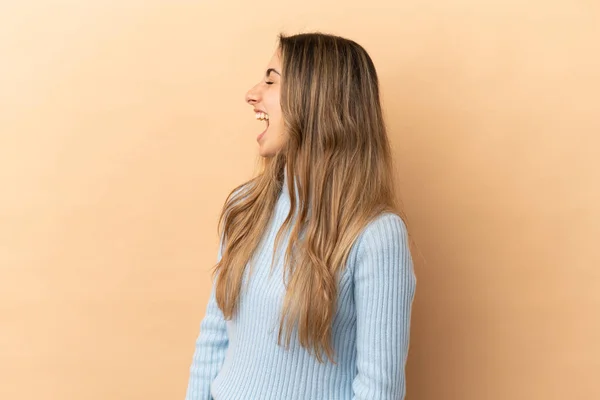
[266,92,282,116]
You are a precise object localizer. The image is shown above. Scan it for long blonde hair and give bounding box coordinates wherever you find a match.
[212,32,408,364]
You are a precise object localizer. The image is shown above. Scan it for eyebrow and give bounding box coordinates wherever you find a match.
[265,68,281,77]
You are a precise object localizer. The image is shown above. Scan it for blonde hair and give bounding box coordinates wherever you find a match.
[212,32,409,364]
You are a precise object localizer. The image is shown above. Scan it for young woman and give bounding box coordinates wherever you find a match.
[185,32,417,400]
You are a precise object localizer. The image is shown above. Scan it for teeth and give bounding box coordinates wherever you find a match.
[255,112,269,121]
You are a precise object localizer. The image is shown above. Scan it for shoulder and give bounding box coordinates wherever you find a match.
[357,212,409,251]
[346,212,412,274]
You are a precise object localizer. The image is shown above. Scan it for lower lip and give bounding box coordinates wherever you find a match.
[257,125,268,142]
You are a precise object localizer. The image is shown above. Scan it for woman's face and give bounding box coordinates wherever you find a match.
[245,50,286,157]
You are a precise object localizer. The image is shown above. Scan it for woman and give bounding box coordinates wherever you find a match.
[185,32,416,400]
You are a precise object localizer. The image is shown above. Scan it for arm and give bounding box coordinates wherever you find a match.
[351,213,417,400]
[185,240,229,400]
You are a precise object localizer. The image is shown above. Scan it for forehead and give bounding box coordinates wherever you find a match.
[266,50,281,68]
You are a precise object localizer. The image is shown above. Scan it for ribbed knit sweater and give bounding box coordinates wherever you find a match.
[185,173,416,400]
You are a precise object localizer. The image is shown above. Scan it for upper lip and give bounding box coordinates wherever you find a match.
[253,108,267,114]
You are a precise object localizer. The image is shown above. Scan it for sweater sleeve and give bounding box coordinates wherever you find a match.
[351,213,417,400]
[185,240,229,400]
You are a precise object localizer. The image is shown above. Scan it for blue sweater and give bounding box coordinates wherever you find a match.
[185,173,416,400]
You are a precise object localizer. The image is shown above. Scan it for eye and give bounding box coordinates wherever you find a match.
[265,81,274,85]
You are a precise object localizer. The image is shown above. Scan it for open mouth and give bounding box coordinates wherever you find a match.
[256,112,269,139]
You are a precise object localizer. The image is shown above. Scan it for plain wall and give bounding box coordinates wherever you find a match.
[1,1,598,399]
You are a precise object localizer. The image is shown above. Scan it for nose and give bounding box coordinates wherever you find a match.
[245,83,261,105]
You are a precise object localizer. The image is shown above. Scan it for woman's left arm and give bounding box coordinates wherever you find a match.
[351,213,417,400]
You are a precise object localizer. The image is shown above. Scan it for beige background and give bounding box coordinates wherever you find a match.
[1,1,599,399]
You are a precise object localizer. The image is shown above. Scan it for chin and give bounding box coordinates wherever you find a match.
[259,148,276,158]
